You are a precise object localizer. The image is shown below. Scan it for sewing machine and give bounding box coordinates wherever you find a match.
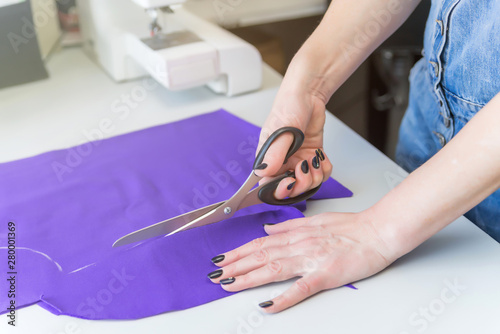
[77,0,262,96]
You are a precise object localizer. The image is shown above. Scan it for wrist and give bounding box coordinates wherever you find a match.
[280,43,346,106]
[358,206,410,263]
[279,62,326,105]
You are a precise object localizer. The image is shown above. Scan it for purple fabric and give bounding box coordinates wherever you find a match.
[0,110,353,319]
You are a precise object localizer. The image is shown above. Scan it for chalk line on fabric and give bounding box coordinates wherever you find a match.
[0,246,63,272]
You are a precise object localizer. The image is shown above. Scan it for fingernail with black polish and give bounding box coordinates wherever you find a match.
[263,223,275,226]
[207,269,223,279]
[315,150,321,162]
[255,163,268,170]
[220,277,235,285]
[259,300,274,308]
[316,149,325,161]
[301,160,309,174]
[211,255,225,264]
[287,181,296,190]
[312,156,320,169]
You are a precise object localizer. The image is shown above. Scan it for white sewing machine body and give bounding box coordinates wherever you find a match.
[76,0,262,96]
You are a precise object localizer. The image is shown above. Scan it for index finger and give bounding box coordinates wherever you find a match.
[211,218,309,266]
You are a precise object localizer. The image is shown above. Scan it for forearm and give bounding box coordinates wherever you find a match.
[281,0,422,103]
[369,93,500,259]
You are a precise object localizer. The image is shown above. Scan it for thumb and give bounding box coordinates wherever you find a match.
[254,130,294,177]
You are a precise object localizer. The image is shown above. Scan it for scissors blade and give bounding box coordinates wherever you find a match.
[164,172,267,237]
[112,172,269,247]
[112,186,264,248]
[112,201,224,248]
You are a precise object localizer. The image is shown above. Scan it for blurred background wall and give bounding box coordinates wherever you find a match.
[209,0,432,159]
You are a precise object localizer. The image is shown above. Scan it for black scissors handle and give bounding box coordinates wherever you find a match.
[253,127,304,169]
[253,127,322,206]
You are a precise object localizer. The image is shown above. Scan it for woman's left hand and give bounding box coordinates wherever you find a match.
[208,211,396,313]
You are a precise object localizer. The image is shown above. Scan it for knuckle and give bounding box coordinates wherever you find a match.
[236,274,247,286]
[301,255,319,273]
[302,180,314,193]
[253,249,269,263]
[284,232,300,246]
[309,275,326,289]
[308,214,324,226]
[283,230,299,243]
[259,130,270,142]
[223,264,236,277]
[295,279,311,294]
[274,234,291,247]
[267,260,283,274]
[251,237,266,248]
[299,171,313,187]
[230,248,239,261]
[312,173,323,187]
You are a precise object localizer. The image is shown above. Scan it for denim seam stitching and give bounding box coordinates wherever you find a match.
[442,85,485,108]
[437,0,462,83]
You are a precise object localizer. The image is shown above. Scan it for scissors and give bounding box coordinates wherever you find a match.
[112,127,322,248]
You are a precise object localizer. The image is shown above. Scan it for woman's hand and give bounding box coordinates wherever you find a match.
[207,212,395,313]
[255,80,332,199]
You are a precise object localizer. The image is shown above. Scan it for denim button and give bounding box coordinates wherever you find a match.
[436,20,444,35]
[444,117,451,128]
[439,112,451,128]
[429,61,439,77]
[434,132,446,146]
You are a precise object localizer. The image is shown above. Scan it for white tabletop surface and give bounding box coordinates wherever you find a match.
[1,48,499,334]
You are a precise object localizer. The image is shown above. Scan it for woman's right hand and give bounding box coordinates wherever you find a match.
[255,74,332,200]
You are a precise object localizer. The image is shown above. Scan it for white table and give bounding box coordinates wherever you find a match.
[1,48,499,334]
